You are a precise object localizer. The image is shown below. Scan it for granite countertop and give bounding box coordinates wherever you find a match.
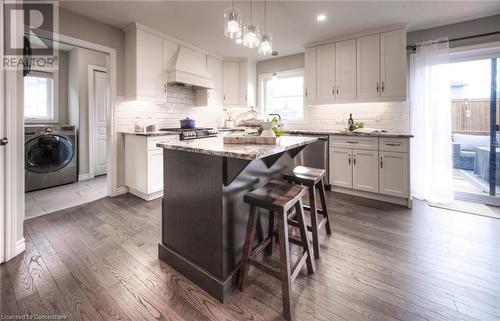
[122,131,179,137]
[156,136,318,160]
[284,129,414,138]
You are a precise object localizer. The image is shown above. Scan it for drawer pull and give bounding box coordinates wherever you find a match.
[386,143,401,146]
[346,141,359,144]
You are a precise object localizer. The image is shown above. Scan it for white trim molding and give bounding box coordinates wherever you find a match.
[78,173,91,181]
[87,64,109,180]
[115,186,129,196]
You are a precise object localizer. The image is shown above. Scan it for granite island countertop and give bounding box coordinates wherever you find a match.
[122,131,179,137]
[284,129,414,138]
[156,135,318,160]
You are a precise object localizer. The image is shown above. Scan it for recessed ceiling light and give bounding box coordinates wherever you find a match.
[317,14,326,22]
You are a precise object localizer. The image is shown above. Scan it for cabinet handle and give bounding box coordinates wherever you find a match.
[381,81,385,92]
[386,143,400,146]
[305,88,308,97]
[163,83,167,93]
[353,154,356,166]
[376,82,380,92]
[346,141,358,144]
[380,156,383,168]
[224,94,226,101]
[336,85,339,95]
[332,86,335,95]
[348,154,351,165]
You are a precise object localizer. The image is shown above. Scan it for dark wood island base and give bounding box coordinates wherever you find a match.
[158,139,314,302]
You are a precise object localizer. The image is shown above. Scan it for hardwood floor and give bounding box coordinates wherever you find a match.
[1,191,500,321]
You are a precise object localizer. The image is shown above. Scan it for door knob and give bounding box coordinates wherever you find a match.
[0,137,8,146]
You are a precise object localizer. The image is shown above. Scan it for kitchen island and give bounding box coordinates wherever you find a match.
[156,136,317,302]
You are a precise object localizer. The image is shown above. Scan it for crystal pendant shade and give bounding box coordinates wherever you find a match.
[259,33,272,55]
[243,22,260,48]
[224,7,242,39]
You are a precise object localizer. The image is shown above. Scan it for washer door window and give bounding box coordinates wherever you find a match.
[25,135,74,173]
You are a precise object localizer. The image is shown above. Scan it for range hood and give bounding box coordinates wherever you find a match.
[167,46,214,89]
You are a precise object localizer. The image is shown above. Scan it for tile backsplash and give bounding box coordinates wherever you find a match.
[116,86,227,131]
[117,85,409,133]
[285,101,410,132]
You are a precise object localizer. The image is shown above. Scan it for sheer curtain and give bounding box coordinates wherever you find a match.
[410,39,454,204]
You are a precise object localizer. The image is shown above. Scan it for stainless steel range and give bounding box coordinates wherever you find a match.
[160,127,219,140]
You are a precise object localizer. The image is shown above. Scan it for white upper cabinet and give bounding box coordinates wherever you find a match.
[239,60,256,107]
[207,56,223,106]
[125,27,166,100]
[304,47,317,104]
[335,39,357,100]
[316,44,336,102]
[357,34,380,99]
[380,29,407,98]
[223,61,240,105]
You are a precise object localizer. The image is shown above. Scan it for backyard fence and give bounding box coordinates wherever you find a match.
[452,99,500,135]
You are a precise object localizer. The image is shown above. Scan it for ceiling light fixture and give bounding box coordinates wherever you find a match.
[224,0,242,39]
[259,0,273,55]
[243,0,260,48]
[317,14,326,22]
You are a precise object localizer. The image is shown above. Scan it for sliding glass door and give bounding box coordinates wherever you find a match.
[451,55,500,204]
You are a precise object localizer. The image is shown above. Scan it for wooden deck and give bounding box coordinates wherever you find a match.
[1,192,499,320]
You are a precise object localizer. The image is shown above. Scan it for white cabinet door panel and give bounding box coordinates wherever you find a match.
[330,148,352,188]
[136,30,164,98]
[304,47,317,103]
[352,149,379,193]
[148,150,164,194]
[357,34,380,99]
[379,151,409,197]
[380,29,406,98]
[223,61,240,105]
[207,56,223,106]
[316,44,335,102]
[335,39,357,100]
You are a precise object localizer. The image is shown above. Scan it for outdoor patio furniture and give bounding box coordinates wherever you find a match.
[474,146,500,183]
[452,133,492,170]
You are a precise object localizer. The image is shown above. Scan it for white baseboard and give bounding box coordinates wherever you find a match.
[114,186,129,196]
[128,187,163,201]
[331,186,412,208]
[78,173,91,181]
[15,238,25,256]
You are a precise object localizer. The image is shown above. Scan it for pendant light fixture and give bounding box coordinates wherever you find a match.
[259,0,272,55]
[243,0,260,48]
[224,0,242,39]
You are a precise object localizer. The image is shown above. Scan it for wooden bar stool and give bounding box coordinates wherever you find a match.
[284,166,332,259]
[239,180,315,321]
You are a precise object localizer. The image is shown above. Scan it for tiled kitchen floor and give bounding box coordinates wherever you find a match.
[25,175,107,219]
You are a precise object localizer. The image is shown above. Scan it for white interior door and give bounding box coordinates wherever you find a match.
[92,70,109,176]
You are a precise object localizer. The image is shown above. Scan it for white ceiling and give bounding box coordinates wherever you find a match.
[60,1,500,60]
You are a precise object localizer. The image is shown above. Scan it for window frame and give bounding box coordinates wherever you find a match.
[24,70,59,123]
[258,68,304,120]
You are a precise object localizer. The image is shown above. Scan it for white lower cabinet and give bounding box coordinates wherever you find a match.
[125,134,176,201]
[379,151,409,197]
[329,135,411,207]
[330,148,352,188]
[352,149,379,193]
